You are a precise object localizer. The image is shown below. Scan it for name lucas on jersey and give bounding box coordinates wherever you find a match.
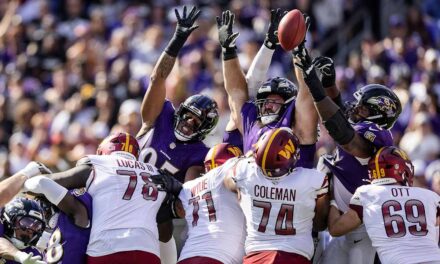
[254,185,296,201]
[116,159,155,172]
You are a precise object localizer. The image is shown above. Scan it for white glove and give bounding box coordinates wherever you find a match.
[19,162,52,179]
[35,230,52,251]
[13,251,47,264]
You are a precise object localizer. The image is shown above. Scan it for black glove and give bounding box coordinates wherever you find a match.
[293,43,325,102]
[264,9,286,49]
[312,56,336,88]
[150,170,183,197]
[165,6,201,57]
[216,10,240,61]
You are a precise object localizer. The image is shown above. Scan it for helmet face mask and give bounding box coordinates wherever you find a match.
[174,95,219,142]
[256,77,297,125]
[2,198,46,249]
[346,84,402,129]
[368,147,414,186]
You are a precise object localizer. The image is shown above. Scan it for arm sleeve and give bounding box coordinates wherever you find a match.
[24,176,68,206]
[246,45,274,98]
[349,188,364,220]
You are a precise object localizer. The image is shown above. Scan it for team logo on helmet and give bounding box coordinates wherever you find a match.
[367,96,397,115]
[278,139,296,160]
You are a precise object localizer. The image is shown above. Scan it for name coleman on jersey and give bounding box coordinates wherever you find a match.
[254,185,296,201]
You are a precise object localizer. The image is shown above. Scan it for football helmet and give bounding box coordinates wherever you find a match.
[255,77,297,125]
[1,197,45,249]
[174,95,219,142]
[204,143,243,172]
[346,84,402,129]
[96,132,140,158]
[253,127,300,179]
[368,146,414,186]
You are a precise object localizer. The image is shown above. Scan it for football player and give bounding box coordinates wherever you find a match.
[23,177,92,264]
[136,5,219,183]
[293,44,402,264]
[44,132,181,264]
[224,128,329,264]
[328,146,440,264]
[0,197,45,264]
[176,143,245,264]
[217,10,318,169]
[135,6,219,262]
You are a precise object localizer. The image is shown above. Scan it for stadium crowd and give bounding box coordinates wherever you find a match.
[0,0,439,193]
[0,0,439,263]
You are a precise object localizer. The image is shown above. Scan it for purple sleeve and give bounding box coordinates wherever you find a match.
[296,144,316,169]
[0,221,4,236]
[241,101,258,134]
[353,122,393,147]
[69,189,93,222]
[222,129,243,151]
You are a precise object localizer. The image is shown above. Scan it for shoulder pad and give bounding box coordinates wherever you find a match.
[76,156,92,167]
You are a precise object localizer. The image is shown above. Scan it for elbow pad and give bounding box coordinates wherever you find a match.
[323,110,355,145]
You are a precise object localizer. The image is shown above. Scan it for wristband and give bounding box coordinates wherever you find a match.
[222,47,237,61]
[164,34,187,57]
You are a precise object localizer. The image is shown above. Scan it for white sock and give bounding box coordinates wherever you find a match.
[160,236,177,264]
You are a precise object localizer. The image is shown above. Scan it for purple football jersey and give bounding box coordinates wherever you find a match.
[0,223,42,264]
[138,100,209,183]
[222,129,243,151]
[240,101,315,168]
[44,189,92,264]
[323,121,394,193]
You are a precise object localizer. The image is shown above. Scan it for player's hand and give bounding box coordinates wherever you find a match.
[19,162,52,179]
[216,10,240,50]
[293,42,314,79]
[264,8,286,49]
[174,6,201,39]
[313,56,336,88]
[14,252,46,264]
[150,171,183,197]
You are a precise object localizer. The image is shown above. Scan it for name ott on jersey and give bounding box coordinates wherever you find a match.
[254,185,296,201]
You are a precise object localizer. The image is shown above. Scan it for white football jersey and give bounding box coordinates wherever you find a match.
[84,153,167,257]
[350,184,440,264]
[178,158,246,264]
[233,157,328,260]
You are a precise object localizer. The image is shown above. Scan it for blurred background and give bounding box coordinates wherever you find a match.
[0,0,439,194]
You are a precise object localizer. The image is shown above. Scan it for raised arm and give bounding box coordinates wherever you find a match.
[294,45,373,158]
[291,16,318,145]
[137,6,201,138]
[246,9,284,96]
[0,162,51,207]
[24,176,90,228]
[312,56,346,111]
[217,11,248,134]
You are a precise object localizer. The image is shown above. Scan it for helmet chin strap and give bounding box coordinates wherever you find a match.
[174,130,193,142]
[260,114,279,125]
[8,236,27,249]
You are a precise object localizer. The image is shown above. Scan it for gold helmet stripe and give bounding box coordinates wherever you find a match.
[124,132,130,152]
[211,144,219,169]
[261,128,282,175]
[375,147,386,178]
